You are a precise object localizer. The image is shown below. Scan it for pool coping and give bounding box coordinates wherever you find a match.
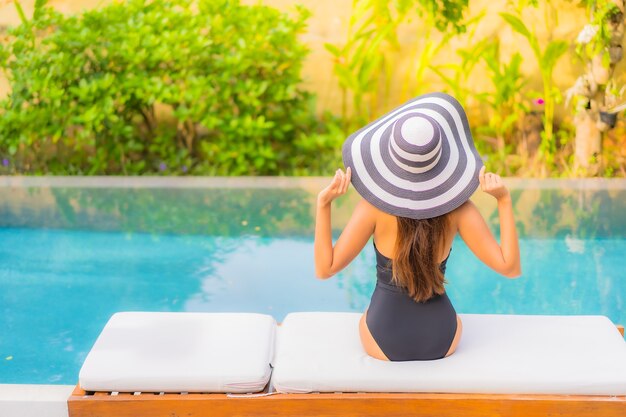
[1,176,626,189]
[0,383,75,417]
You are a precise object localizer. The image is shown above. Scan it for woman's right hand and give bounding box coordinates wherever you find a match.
[318,167,351,206]
[478,166,509,201]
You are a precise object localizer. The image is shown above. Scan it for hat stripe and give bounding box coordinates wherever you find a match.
[389,117,442,163]
[393,114,440,155]
[381,125,452,183]
[342,92,483,219]
[357,102,465,190]
[346,95,479,211]
[388,143,443,174]
[360,106,468,203]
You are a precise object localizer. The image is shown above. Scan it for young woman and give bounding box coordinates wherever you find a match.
[314,93,521,361]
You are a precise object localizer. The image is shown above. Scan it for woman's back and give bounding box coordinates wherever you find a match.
[371,207,457,265]
[362,205,460,361]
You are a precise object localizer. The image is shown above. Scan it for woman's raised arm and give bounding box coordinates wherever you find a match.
[456,167,522,278]
[314,167,376,279]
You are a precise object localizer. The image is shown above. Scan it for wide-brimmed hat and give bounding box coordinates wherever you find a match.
[342,92,483,220]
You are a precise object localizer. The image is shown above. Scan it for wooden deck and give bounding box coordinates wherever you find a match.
[67,383,626,417]
[67,324,626,417]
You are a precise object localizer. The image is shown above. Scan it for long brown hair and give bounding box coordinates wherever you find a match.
[391,214,449,303]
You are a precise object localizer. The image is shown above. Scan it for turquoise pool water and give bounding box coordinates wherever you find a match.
[1,179,625,385]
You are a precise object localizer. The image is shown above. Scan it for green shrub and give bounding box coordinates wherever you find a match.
[0,0,341,175]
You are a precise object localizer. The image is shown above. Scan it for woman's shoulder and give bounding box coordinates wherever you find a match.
[356,197,479,230]
[446,200,480,230]
[356,197,384,216]
[439,200,471,229]
[357,198,396,223]
[358,197,477,223]
[449,199,477,218]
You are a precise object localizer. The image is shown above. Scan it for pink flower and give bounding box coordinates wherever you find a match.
[534,98,545,105]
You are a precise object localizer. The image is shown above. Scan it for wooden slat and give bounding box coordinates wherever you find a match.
[68,321,626,416]
[67,384,626,417]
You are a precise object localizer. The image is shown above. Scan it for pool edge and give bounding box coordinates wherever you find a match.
[0,176,625,189]
[0,383,74,417]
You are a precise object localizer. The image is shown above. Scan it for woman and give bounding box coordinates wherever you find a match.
[314,93,521,361]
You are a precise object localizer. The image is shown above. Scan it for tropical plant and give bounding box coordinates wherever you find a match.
[574,0,623,64]
[500,1,568,172]
[474,41,529,175]
[0,0,340,175]
[324,0,469,133]
[429,14,529,176]
[428,11,486,108]
[566,0,625,174]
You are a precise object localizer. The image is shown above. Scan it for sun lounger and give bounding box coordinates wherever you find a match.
[77,312,276,393]
[273,312,626,395]
[68,311,626,417]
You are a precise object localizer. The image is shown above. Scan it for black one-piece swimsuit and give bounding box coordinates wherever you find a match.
[365,240,458,361]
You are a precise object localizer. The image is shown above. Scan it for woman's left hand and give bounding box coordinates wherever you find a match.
[318,167,351,206]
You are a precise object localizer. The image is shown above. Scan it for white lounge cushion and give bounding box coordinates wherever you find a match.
[79,312,276,393]
[271,312,626,395]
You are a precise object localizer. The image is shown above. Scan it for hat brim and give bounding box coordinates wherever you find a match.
[342,92,484,220]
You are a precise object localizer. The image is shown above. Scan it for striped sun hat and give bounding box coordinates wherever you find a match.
[342,92,484,220]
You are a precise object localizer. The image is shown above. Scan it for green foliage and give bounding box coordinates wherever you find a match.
[430,14,529,175]
[500,5,568,168]
[0,0,341,175]
[411,0,469,33]
[325,0,469,132]
[428,11,486,106]
[575,0,622,62]
[475,41,529,174]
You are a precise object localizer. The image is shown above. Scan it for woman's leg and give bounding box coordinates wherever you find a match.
[359,307,390,361]
[444,315,463,357]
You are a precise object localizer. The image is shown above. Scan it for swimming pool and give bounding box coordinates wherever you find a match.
[1,177,625,385]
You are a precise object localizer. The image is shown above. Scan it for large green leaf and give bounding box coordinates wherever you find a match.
[13,1,29,25]
[499,12,532,41]
[541,40,568,72]
[500,12,541,60]
[33,0,48,20]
